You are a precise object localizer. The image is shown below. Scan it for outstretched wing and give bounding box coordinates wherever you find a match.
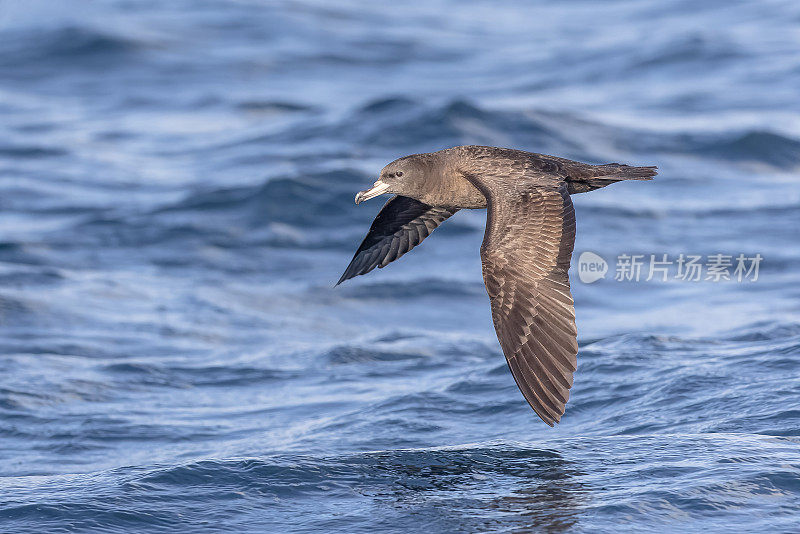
[471,181,578,425]
[337,196,458,284]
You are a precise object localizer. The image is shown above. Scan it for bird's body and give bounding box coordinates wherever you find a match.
[338,145,656,425]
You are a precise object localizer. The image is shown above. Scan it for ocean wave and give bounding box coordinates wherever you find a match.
[349,98,584,155]
[692,130,800,168]
[0,144,66,159]
[244,97,589,157]
[4,436,798,532]
[66,170,373,251]
[574,325,800,436]
[160,170,364,226]
[0,26,143,69]
[622,128,800,168]
[102,362,295,388]
[337,278,485,299]
[630,34,744,70]
[324,345,428,365]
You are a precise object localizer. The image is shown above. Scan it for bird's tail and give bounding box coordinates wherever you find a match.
[566,163,657,194]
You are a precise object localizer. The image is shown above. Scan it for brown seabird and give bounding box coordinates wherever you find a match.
[337,145,656,426]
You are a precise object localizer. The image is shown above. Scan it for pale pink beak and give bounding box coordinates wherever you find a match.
[354,180,390,204]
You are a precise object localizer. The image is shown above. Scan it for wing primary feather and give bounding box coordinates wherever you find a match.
[337,197,459,284]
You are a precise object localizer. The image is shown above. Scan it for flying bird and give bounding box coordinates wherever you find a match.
[337,146,656,425]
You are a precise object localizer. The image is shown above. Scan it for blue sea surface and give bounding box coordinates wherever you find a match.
[1,0,800,532]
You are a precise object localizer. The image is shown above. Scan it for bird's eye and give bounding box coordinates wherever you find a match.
[395,171,403,177]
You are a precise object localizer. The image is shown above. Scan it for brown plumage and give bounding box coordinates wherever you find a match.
[338,145,657,426]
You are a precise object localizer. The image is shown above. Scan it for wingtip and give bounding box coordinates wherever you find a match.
[336,267,359,286]
[532,406,559,427]
[543,414,558,427]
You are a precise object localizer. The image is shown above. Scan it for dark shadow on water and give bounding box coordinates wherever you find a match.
[110,445,588,532]
[353,445,588,533]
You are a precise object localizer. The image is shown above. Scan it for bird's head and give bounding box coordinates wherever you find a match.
[354,155,428,204]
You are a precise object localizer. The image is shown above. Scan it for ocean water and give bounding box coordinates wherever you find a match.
[1,0,800,532]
